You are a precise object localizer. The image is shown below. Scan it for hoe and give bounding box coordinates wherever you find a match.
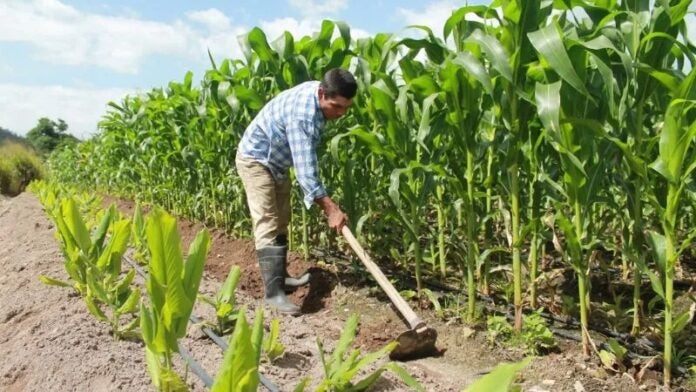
[341,226,439,360]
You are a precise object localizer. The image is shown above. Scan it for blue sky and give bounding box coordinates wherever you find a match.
[0,0,486,138]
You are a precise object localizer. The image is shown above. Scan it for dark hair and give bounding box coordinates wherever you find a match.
[320,68,357,99]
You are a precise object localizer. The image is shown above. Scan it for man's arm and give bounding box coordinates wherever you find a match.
[286,118,327,208]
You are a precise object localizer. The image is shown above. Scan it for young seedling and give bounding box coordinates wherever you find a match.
[487,310,556,355]
[84,205,141,339]
[131,203,150,265]
[140,207,210,391]
[262,318,285,363]
[40,199,140,339]
[211,307,264,392]
[298,313,424,392]
[198,265,242,335]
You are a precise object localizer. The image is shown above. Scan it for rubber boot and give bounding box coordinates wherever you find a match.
[274,235,311,289]
[258,246,301,315]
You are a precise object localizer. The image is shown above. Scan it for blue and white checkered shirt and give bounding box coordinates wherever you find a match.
[238,81,327,209]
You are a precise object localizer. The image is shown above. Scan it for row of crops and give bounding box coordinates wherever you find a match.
[30,181,437,391]
[48,1,696,387]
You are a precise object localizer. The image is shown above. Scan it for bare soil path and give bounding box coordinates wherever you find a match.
[0,193,652,391]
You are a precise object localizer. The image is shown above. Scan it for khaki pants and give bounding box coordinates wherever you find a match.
[235,154,291,249]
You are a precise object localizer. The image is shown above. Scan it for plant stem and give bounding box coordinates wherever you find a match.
[511,164,522,332]
[574,199,589,356]
[436,185,447,278]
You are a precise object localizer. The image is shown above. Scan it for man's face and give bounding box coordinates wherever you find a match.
[318,87,352,120]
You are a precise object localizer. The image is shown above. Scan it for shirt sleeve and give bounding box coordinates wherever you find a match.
[286,118,327,209]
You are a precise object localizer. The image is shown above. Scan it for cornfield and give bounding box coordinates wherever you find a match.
[48,1,696,387]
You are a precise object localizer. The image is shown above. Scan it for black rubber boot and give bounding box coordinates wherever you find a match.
[274,235,311,289]
[258,246,301,315]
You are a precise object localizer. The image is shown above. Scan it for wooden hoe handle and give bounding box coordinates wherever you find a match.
[341,226,424,330]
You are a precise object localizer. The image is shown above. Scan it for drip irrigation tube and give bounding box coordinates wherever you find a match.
[124,256,281,392]
[310,248,671,363]
[178,345,214,388]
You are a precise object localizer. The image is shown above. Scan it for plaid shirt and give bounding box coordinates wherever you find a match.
[238,81,327,209]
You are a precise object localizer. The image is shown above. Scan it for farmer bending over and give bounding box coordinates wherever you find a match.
[235,68,357,315]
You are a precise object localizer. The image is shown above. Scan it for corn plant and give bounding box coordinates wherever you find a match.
[645,68,696,387]
[198,265,242,335]
[464,0,549,332]
[140,208,211,391]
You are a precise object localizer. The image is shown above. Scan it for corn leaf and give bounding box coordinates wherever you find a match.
[528,23,592,102]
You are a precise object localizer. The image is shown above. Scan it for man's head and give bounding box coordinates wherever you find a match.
[318,68,357,120]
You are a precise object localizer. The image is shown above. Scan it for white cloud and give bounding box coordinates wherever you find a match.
[0,84,131,139]
[688,3,696,45]
[288,0,348,18]
[0,0,245,74]
[261,17,321,41]
[397,0,462,37]
[186,8,232,31]
[260,17,370,43]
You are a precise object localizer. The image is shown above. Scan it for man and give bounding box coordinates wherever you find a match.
[235,68,357,315]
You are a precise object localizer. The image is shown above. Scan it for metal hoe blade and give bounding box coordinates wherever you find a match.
[390,326,438,361]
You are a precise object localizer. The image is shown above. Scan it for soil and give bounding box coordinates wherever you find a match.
[0,192,686,391]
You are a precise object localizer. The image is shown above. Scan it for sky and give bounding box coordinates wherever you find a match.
[0,0,486,139]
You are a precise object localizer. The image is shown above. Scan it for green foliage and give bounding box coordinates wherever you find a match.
[0,141,44,196]
[140,207,211,391]
[131,203,150,265]
[463,357,532,392]
[262,318,285,363]
[599,338,628,372]
[25,117,78,156]
[42,5,696,387]
[304,313,425,392]
[37,194,139,338]
[487,311,556,355]
[198,265,242,335]
[211,307,263,392]
[0,126,28,145]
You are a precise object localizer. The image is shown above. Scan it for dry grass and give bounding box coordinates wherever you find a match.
[0,142,45,196]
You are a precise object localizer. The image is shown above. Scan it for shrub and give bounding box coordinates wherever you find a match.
[0,142,45,195]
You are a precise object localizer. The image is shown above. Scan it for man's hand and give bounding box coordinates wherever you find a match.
[315,196,348,232]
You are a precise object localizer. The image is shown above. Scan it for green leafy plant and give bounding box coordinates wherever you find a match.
[140,207,211,392]
[131,203,150,265]
[39,198,140,339]
[463,357,532,392]
[487,310,556,355]
[599,338,628,373]
[39,197,97,295]
[211,307,264,392]
[198,265,242,335]
[305,313,425,392]
[82,206,140,339]
[262,318,285,363]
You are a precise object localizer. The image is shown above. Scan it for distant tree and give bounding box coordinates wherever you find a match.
[25,118,79,155]
[0,127,29,146]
